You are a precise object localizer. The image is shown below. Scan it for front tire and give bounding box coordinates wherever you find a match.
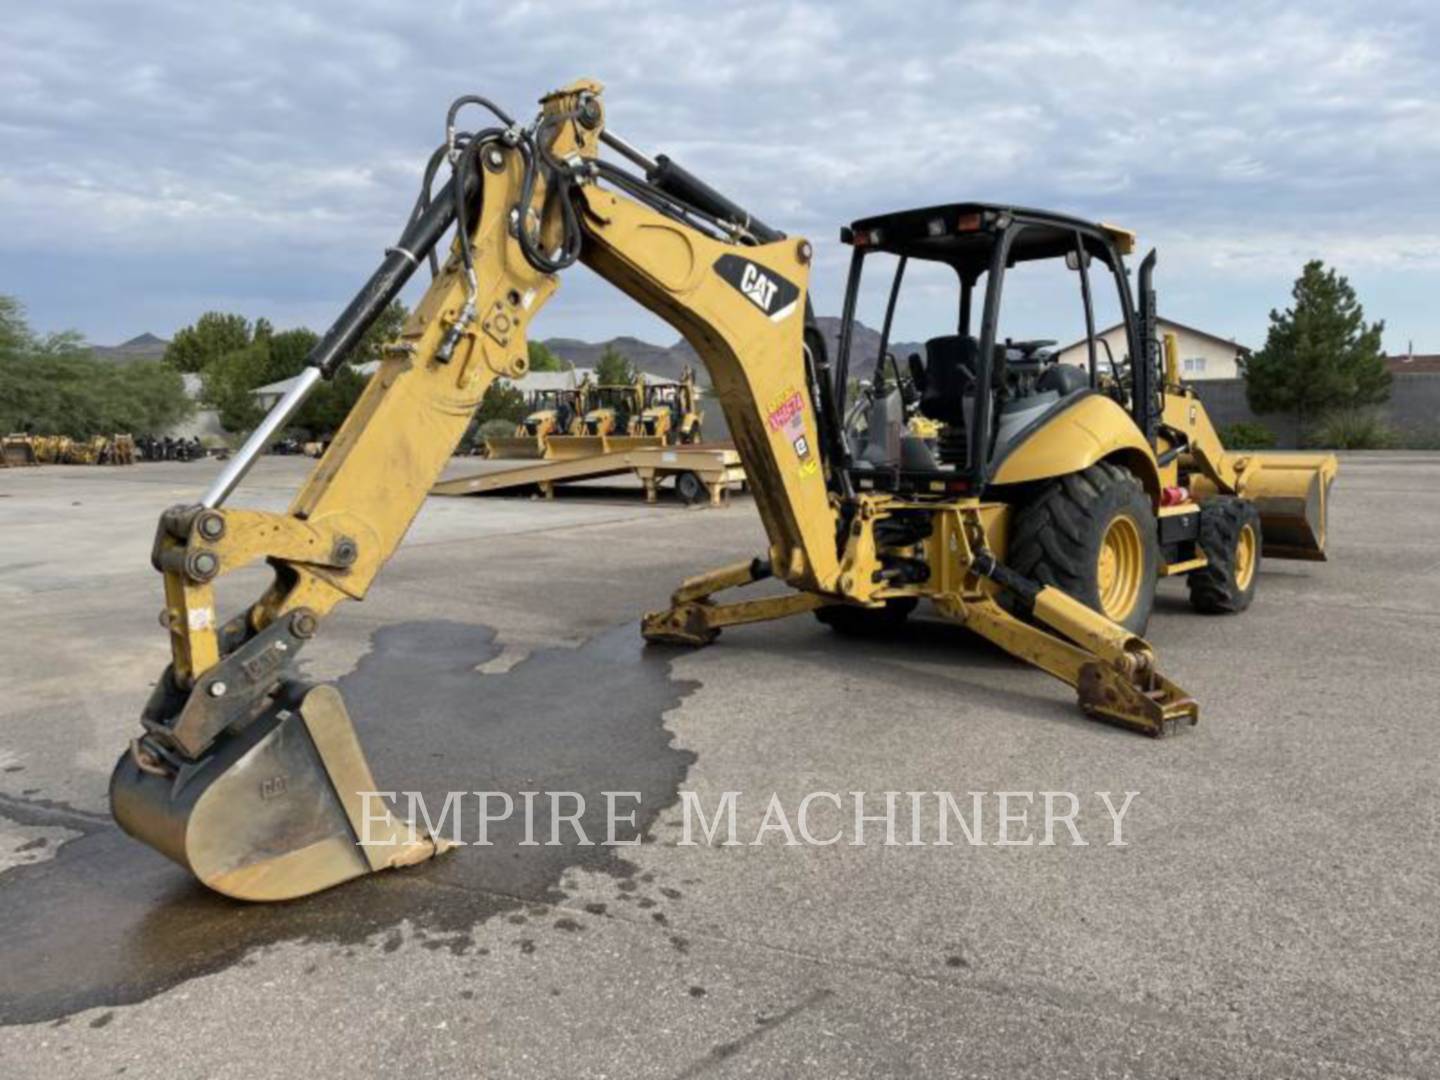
[1187,497,1262,613]
[1008,461,1160,635]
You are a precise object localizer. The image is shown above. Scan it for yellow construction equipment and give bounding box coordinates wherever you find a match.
[1,433,39,467]
[110,81,1337,902]
[32,435,70,464]
[635,367,705,443]
[484,382,589,458]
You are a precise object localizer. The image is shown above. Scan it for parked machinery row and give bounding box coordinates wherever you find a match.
[1,433,146,466]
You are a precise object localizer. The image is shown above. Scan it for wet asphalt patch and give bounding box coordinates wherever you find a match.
[0,620,697,1025]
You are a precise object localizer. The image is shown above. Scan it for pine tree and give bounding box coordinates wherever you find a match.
[594,344,636,386]
[1245,260,1389,433]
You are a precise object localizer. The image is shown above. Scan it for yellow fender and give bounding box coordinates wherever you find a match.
[988,394,1160,501]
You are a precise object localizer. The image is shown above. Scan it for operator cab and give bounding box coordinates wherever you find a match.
[834,203,1153,497]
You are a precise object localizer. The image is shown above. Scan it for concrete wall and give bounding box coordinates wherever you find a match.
[1191,371,1440,447]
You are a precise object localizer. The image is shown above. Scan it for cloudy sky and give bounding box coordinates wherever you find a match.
[3,0,1438,353]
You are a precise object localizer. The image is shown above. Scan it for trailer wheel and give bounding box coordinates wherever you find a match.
[676,471,706,505]
[1008,461,1159,635]
[1187,497,1262,614]
[816,597,918,636]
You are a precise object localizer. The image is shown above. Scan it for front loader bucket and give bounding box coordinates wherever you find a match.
[110,684,445,902]
[484,434,549,460]
[545,434,611,459]
[602,435,667,453]
[1229,452,1338,561]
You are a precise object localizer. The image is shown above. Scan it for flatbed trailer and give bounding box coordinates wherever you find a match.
[433,444,745,506]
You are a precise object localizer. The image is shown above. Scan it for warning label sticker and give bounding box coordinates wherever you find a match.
[766,386,818,477]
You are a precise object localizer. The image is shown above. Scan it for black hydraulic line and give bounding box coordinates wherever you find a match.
[593,161,734,242]
[970,550,1040,611]
[407,143,452,277]
[308,165,478,379]
[446,95,516,137]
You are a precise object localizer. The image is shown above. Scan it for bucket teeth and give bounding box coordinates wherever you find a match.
[111,683,449,902]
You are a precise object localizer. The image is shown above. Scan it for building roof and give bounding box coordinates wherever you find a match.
[1058,317,1250,357]
[252,361,381,398]
[1385,353,1440,373]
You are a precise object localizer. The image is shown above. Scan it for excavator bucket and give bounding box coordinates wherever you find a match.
[1200,452,1338,561]
[110,684,445,902]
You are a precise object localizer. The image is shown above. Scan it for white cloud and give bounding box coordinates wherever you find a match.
[0,0,1435,350]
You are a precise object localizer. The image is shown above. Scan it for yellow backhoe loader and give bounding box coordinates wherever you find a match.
[484,384,589,458]
[109,81,1337,903]
[635,366,705,443]
[548,374,663,455]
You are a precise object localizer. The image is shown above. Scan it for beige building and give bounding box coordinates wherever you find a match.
[1055,318,1249,381]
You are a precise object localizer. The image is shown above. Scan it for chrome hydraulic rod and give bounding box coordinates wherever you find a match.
[199,367,323,508]
[599,129,658,173]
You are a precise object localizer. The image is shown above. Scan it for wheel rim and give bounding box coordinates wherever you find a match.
[1097,514,1144,622]
[1235,523,1257,590]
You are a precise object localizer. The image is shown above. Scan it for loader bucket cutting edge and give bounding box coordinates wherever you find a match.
[109,684,447,902]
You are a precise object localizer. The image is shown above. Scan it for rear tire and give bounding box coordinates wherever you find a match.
[1008,461,1159,635]
[815,597,918,637]
[1187,497,1262,613]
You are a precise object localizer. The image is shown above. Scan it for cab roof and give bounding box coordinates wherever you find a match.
[843,203,1136,266]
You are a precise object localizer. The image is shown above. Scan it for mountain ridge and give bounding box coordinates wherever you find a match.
[540,318,920,385]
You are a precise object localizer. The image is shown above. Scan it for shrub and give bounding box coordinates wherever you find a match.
[1218,421,1276,449]
[1304,408,1396,450]
[479,418,518,438]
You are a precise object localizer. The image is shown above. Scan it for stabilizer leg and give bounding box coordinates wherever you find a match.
[641,557,824,645]
[963,554,1199,737]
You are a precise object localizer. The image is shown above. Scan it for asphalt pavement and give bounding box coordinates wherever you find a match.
[0,453,1436,1079]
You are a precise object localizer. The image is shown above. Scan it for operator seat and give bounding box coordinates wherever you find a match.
[917,335,978,426]
[1037,362,1088,397]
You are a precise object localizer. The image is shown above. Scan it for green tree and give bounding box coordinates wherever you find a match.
[266,327,321,384]
[0,294,194,436]
[107,361,196,433]
[1245,260,1390,434]
[201,341,271,433]
[165,312,252,373]
[348,299,408,366]
[476,379,527,425]
[1,295,31,356]
[293,364,370,438]
[594,344,636,386]
[527,340,565,372]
